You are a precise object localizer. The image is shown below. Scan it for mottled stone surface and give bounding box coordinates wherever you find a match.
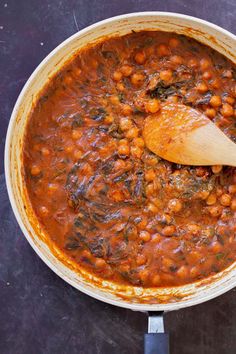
[0,1,236,353]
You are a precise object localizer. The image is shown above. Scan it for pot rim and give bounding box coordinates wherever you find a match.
[4,11,236,311]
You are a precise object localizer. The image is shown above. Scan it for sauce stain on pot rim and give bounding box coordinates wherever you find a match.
[5,12,236,311]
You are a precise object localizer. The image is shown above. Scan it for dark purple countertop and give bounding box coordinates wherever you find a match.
[0,1,236,353]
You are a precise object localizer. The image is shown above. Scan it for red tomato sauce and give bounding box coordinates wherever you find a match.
[23,31,236,287]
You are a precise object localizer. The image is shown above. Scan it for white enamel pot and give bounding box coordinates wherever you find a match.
[4,12,236,354]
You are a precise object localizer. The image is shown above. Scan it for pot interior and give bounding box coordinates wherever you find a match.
[6,13,236,311]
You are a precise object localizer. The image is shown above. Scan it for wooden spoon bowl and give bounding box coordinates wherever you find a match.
[143,103,236,166]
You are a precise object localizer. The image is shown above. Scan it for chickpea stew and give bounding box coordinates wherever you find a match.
[23,31,236,288]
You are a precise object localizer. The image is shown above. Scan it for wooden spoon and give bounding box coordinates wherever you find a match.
[143,103,236,166]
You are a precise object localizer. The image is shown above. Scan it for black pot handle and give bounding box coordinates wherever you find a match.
[144,312,169,354]
[144,333,169,354]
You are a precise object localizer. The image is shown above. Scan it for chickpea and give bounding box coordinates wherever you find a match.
[72,129,82,140]
[145,98,160,113]
[201,257,213,269]
[149,198,160,210]
[209,95,222,108]
[198,190,210,200]
[159,69,172,82]
[136,216,148,230]
[110,190,125,202]
[30,165,41,176]
[229,185,236,194]
[220,193,231,206]
[211,165,222,174]
[202,71,212,80]
[64,75,73,85]
[95,258,106,268]
[146,156,159,166]
[180,88,187,96]
[110,95,120,105]
[170,55,183,65]
[117,82,125,91]
[139,230,151,243]
[195,167,206,177]
[119,138,129,145]
[161,273,174,284]
[114,159,126,170]
[161,213,172,225]
[113,70,122,81]
[224,96,235,105]
[157,44,170,56]
[122,104,133,115]
[39,206,49,216]
[206,193,217,205]
[196,82,208,93]
[120,117,133,131]
[162,257,175,269]
[162,225,176,236]
[169,37,180,48]
[187,251,201,264]
[176,265,189,279]
[152,274,161,286]
[65,145,73,153]
[231,198,236,211]
[118,144,130,156]
[221,103,234,117]
[147,203,158,213]
[41,147,50,156]
[74,150,83,159]
[134,51,146,64]
[200,58,211,70]
[151,233,162,243]
[139,269,149,282]
[168,95,178,103]
[188,58,198,68]
[131,73,145,86]
[187,224,200,234]
[222,69,233,78]
[209,206,222,217]
[146,183,154,196]
[119,263,130,273]
[136,254,147,266]
[130,146,143,158]
[211,241,222,254]
[145,169,156,182]
[205,108,216,118]
[125,127,139,139]
[81,249,92,260]
[120,65,133,77]
[104,114,114,124]
[211,78,221,89]
[168,199,182,213]
[190,266,200,278]
[133,137,145,148]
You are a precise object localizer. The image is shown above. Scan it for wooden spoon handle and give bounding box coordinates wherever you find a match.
[185,122,236,166]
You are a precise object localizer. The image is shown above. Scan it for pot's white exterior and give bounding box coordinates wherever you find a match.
[4,12,236,311]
